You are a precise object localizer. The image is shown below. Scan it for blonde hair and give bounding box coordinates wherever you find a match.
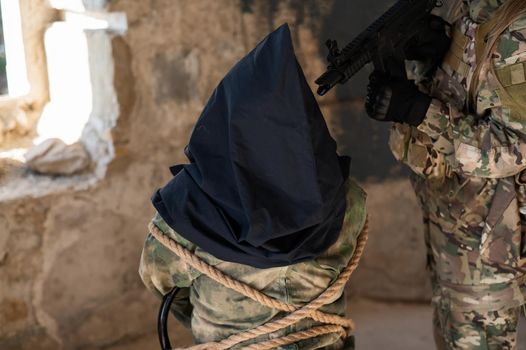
[470,0,526,112]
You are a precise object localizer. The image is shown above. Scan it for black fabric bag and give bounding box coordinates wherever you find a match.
[152,24,350,268]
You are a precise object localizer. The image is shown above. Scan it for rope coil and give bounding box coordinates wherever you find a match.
[149,218,369,350]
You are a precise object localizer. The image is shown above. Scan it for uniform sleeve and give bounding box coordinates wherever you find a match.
[416,24,526,178]
[139,213,200,325]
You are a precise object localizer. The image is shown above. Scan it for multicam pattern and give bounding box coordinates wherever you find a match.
[433,300,520,350]
[391,0,526,348]
[469,0,510,23]
[139,179,367,350]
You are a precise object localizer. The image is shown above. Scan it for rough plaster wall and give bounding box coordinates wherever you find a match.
[0,0,430,348]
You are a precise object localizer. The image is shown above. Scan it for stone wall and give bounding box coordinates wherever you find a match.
[0,1,430,349]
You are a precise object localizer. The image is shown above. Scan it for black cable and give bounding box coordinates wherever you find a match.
[158,287,180,350]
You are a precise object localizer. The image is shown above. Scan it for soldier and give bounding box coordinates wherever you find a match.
[139,24,367,349]
[366,0,526,349]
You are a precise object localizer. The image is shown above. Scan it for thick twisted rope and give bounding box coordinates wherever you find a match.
[171,325,347,350]
[242,325,347,350]
[149,218,368,350]
[210,221,369,350]
[148,223,360,328]
[150,223,304,312]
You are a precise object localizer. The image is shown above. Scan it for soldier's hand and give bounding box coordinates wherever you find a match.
[365,71,431,126]
[404,15,451,68]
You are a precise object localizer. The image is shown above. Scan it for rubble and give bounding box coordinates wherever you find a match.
[24,138,91,175]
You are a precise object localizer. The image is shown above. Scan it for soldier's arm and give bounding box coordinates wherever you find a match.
[139,213,200,326]
[415,21,526,178]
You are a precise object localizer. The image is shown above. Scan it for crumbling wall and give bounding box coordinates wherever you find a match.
[0,1,429,349]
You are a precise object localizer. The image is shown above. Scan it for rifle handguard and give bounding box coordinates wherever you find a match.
[315,0,439,96]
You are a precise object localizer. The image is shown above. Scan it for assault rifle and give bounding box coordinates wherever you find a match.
[315,0,441,96]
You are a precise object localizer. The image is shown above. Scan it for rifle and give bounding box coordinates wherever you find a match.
[315,0,441,96]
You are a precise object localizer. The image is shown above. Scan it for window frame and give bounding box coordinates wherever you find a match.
[0,0,128,202]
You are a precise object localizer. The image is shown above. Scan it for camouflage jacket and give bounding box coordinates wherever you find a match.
[390,0,526,311]
[392,0,526,179]
[139,179,367,349]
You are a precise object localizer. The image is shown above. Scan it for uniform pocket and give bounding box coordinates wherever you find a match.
[439,176,494,246]
[480,178,523,269]
[494,61,526,122]
[406,130,448,181]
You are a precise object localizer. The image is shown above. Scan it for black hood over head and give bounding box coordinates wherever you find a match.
[152,23,350,268]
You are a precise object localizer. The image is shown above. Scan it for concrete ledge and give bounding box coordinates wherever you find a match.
[0,159,100,202]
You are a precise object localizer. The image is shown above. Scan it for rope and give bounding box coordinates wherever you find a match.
[241,325,347,350]
[149,218,369,350]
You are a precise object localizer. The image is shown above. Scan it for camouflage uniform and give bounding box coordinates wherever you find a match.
[390,0,526,348]
[139,179,367,350]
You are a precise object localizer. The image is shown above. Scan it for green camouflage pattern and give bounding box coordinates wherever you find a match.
[139,179,367,350]
[391,1,526,348]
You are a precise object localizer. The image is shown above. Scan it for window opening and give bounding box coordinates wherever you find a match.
[0,0,29,97]
[0,1,128,201]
